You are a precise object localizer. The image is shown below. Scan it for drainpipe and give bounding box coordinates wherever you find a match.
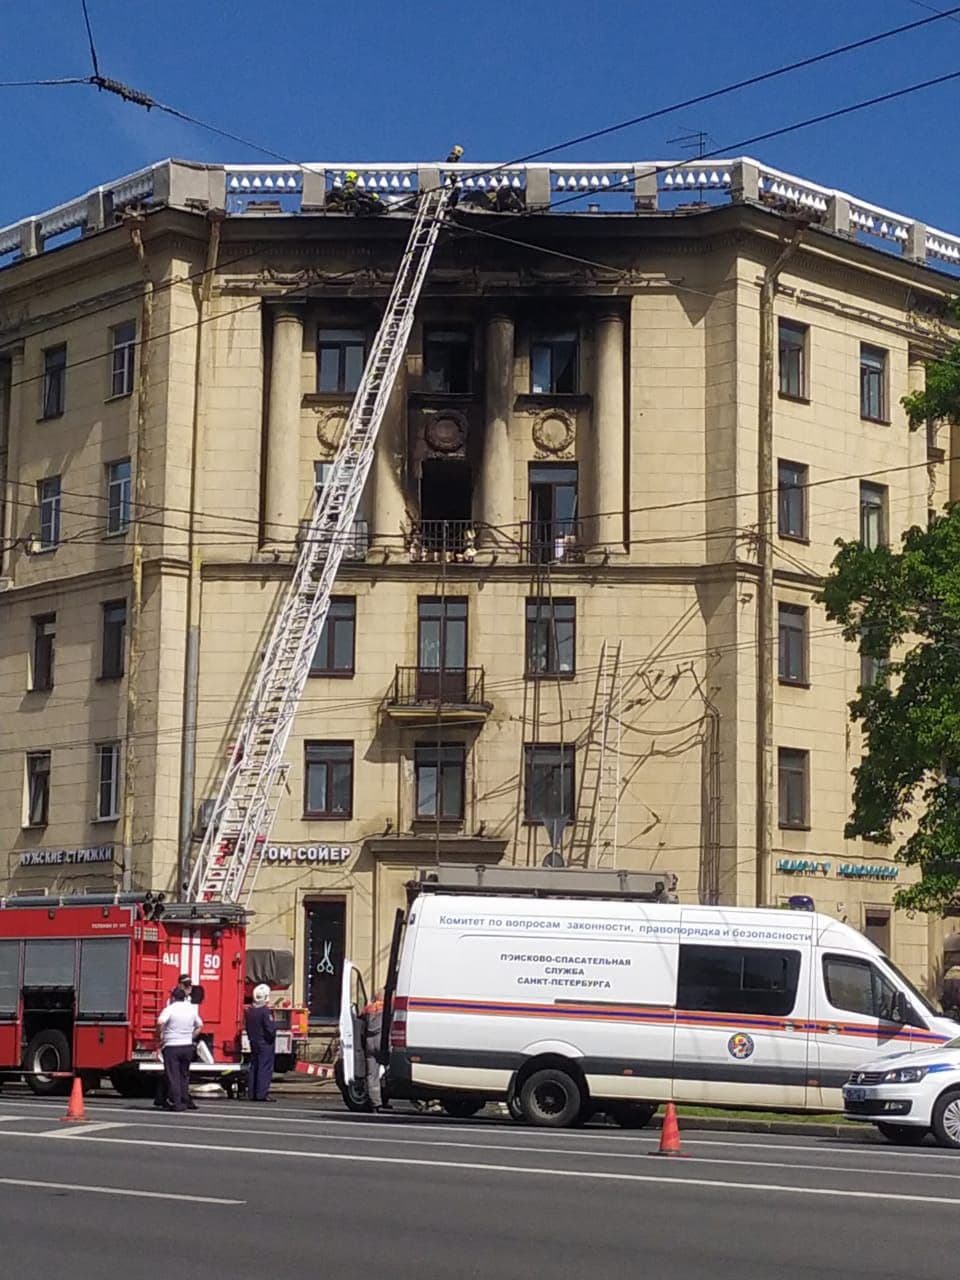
[756,227,804,909]
[121,216,154,892]
[178,211,224,896]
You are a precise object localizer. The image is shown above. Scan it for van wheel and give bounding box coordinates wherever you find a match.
[876,1122,928,1146]
[334,1059,372,1113]
[440,1095,484,1119]
[611,1103,658,1130]
[24,1029,71,1096]
[507,1095,524,1123]
[931,1091,960,1149]
[519,1068,582,1128]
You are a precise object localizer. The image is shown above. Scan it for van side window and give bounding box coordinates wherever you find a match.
[677,945,801,1017]
[822,954,917,1024]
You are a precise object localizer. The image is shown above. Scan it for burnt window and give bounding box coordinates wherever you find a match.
[424,329,471,394]
[531,330,578,394]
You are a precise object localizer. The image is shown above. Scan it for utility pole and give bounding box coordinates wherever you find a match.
[121,215,154,893]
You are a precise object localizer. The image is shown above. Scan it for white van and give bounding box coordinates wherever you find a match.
[339,866,958,1129]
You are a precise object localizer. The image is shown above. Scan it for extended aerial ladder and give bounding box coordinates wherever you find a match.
[189,183,456,904]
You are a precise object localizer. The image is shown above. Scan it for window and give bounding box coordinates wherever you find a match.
[860,650,887,689]
[859,482,887,550]
[314,463,369,559]
[78,938,129,1017]
[678,944,801,1017]
[424,329,471,393]
[526,598,575,676]
[317,329,366,394]
[417,597,467,701]
[37,476,61,549]
[41,344,66,418]
[109,321,136,398]
[304,741,354,818]
[304,899,346,1023]
[31,614,55,691]
[24,939,75,985]
[96,742,121,820]
[778,320,807,399]
[101,600,127,679]
[524,744,576,821]
[106,459,132,534]
[863,908,891,955]
[0,940,19,1016]
[530,330,578,394]
[311,598,356,676]
[25,751,51,827]
[415,743,465,820]
[860,344,887,422]
[777,460,807,540]
[778,604,807,685]
[778,747,809,829]
[823,955,905,1022]
[528,464,579,562]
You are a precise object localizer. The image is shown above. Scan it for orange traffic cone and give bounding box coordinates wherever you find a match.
[650,1102,687,1157]
[59,1075,87,1124]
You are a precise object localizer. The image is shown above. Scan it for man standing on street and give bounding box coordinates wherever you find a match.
[363,989,388,1112]
[244,983,277,1102]
[157,986,202,1112]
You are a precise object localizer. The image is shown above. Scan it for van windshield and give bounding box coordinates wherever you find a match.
[882,956,940,1018]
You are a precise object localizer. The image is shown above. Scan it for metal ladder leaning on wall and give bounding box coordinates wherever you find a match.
[189,183,456,904]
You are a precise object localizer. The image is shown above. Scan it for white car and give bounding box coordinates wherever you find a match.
[843,1040,960,1147]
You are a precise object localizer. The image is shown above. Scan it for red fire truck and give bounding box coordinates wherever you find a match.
[0,892,252,1095]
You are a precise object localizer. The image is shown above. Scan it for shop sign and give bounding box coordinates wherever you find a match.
[18,845,115,869]
[265,844,352,866]
[776,858,831,876]
[837,863,898,881]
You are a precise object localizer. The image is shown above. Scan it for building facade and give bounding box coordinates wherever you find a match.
[0,157,956,1039]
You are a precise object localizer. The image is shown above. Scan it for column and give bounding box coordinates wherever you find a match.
[264,305,304,545]
[371,365,407,551]
[479,314,514,548]
[592,312,625,552]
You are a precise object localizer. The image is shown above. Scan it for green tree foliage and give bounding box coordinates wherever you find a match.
[822,338,960,910]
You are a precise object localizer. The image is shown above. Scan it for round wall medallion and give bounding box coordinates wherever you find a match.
[532,409,575,456]
[424,413,467,455]
[314,407,348,451]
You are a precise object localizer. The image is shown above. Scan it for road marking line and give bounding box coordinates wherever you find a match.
[0,1176,242,1205]
[0,1129,958,1205]
[60,1117,960,1181]
[46,1122,126,1138]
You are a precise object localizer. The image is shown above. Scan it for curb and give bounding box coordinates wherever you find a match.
[669,1115,872,1140]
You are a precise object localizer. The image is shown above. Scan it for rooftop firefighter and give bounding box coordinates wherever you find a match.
[327,170,386,216]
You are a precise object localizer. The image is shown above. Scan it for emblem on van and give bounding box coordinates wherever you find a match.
[728,1032,755,1060]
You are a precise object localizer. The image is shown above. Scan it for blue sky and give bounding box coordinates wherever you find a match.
[2,0,959,235]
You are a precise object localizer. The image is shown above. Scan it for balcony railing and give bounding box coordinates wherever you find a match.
[519,520,584,565]
[407,520,477,563]
[297,519,369,561]
[384,666,491,722]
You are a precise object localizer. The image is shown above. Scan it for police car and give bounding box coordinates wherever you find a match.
[843,1039,960,1147]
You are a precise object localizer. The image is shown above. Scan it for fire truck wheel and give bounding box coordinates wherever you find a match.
[24,1029,71,1096]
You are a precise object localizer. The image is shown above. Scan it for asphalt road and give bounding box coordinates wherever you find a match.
[1,1092,959,1279]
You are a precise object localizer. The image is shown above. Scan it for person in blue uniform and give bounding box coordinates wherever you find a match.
[244,983,277,1102]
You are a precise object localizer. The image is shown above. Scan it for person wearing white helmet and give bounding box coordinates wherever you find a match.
[244,983,277,1102]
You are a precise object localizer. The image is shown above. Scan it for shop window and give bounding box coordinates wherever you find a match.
[304,899,346,1024]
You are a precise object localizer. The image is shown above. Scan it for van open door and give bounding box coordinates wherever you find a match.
[338,961,368,1088]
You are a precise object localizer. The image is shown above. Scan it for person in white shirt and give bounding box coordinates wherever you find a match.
[157,987,202,1112]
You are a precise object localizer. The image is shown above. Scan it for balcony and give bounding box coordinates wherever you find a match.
[407,520,477,564]
[519,520,584,565]
[383,666,492,726]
